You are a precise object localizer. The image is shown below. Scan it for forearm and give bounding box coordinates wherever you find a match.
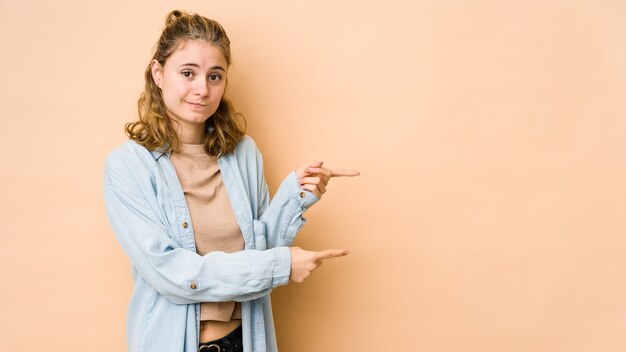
[259,171,319,248]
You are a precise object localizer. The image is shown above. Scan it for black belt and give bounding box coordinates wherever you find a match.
[198,325,243,352]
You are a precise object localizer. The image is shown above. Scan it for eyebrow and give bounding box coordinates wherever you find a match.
[179,63,225,71]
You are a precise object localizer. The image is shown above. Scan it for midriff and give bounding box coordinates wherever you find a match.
[200,319,242,343]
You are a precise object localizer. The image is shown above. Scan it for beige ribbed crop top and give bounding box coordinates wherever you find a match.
[170,142,244,322]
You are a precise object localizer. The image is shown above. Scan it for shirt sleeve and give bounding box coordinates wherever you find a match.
[103,152,291,305]
[253,145,320,248]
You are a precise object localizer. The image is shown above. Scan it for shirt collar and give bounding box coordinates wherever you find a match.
[150,144,170,160]
[149,143,222,159]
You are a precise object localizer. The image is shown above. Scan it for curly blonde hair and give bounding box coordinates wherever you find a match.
[125,9,246,156]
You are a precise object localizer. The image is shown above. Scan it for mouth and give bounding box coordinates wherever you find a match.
[186,101,206,109]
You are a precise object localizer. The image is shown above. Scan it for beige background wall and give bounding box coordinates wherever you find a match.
[1,0,625,351]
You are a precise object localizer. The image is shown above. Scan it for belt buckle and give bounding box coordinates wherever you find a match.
[199,343,221,352]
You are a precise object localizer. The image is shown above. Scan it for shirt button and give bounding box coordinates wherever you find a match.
[190,282,197,289]
[299,191,306,198]
[182,221,189,228]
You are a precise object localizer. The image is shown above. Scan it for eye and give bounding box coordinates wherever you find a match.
[181,70,194,78]
[208,73,222,82]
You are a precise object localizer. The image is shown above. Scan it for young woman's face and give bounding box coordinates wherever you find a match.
[151,39,228,130]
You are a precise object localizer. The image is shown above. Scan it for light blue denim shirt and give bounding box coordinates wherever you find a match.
[103,136,318,352]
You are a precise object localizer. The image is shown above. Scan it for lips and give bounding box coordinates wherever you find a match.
[186,101,207,110]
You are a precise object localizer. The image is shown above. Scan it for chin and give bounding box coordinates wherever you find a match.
[185,114,211,124]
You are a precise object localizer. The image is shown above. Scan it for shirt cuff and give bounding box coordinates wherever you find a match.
[285,171,319,210]
[271,246,292,287]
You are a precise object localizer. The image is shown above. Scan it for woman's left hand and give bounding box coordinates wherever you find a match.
[295,161,360,199]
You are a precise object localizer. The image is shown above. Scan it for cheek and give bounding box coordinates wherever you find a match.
[213,85,226,100]
[162,80,188,101]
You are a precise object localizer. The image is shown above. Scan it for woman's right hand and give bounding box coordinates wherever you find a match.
[289,247,350,283]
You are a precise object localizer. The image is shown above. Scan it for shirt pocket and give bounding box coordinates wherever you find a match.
[252,219,267,250]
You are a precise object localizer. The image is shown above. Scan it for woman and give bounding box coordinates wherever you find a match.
[103,9,358,352]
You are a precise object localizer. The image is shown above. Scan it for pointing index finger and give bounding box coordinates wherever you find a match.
[330,168,360,177]
[316,249,350,260]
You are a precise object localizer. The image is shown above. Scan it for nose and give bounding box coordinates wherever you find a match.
[193,78,209,97]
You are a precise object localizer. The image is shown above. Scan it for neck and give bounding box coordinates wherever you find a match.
[171,120,207,144]
[179,128,206,145]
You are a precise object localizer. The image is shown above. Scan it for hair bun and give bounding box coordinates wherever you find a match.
[165,10,187,26]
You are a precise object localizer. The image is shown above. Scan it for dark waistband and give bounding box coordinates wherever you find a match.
[199,325,243,352]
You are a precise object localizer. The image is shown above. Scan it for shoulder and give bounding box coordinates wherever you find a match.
[229,135,263,161]
[106,140,154,168]
[235,135,260,153]
[221,135,265,177]
[104,140,159,187]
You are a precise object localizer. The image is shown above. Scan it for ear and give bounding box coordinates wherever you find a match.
[150,59,163,88]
